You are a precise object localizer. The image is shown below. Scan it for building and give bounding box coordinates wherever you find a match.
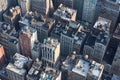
[60,0,74,8]
[93,17,111,62]
[82,0,98,24]
[0,0,8,21]
[0,44,6,67]
[26,59,42,80]
[73,0,84,20]
[111,43,120,76]
[31,0,50,15]
[6,53,32,80]
[0,22,20,61]
[99,0,120,33]
[3,6,21,31]
[54,4,77,22]
[51,21,64,41]
[31,18,55,42]
[111,74,120,80]
[62,54,104,80]
[113,23,120,40]
[39,67,61,80]
[19,26,37,58]
[41,38,60,68]
[60,21,86,56]
[18,0,31,14]
[27,59,61,80]
[83,35,96,59]
[94,32,110,62]
[31,41,42,60]
[93,17,111,34]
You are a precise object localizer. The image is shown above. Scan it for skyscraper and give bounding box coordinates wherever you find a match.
[41,38,60,68]
[19,26,37,57]
[74,0,84,20]
[31,0,50,15]
[99,0,120,33]
[82,0,98,24]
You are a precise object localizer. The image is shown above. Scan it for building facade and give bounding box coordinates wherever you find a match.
[31,0,50,15]
[99,0,120,33]
[6,53,32,80]
[31,18,55,42]
[19,26,37,58]
[41,38,60,68]
[0,22,20,61]
[111,43,120,76]
[82,0,98,24]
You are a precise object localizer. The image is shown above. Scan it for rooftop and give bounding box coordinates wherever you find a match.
[32,41,41,52]
[93,17,111,35]
[0,22,14,34]
[62,54,104,79]
[85,35,96,47]
[20,26,37,37]
[95,31,110,45]
[72,59,90,77]
[54,4,77,21]
[6,63,26,75]
[52,21,86,45]
[27,60,42,79]
[43,38,59,50]
[87,61,104,79]
[62,53,81,71]
[0,22,18,44]
[40,67,61,80]
[112,74,120,80]
[13,53,32,69]
[31,18,55,31]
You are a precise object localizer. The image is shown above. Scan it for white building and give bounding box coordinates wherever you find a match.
[41,38,60,68]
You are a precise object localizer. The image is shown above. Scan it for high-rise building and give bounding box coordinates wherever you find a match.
[60,21,86,56]
[31,18,55,42]
[26,59,42,80]
[83,35,97,59]
[39,67,62,80]
[111,43,120,76]
[41,38,60,68]
[62,54,104,80]
[82,0,98,24]
[3,6,21,31]
[98,0,120,33]
[6,53,32,80]
[31,0,50,15]
[31,41,42,60]
[18,0,31,14]
[19,26,37,58]
[0,22,20,61]
[0,44,6,67]
[93,17,111,62]
[0,0,8,21]
[54,4,77,22]
[73,0,84,20]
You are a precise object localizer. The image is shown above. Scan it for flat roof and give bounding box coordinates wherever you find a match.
[54,4,77,21]
[6,63,26,75]
[72,59,89,77]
